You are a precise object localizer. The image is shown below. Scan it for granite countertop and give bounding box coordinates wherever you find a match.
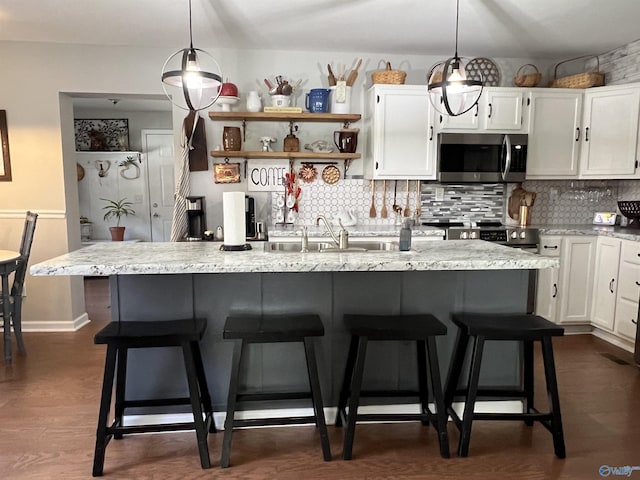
[30,240,557,276]
[268,224,446,239]
[536,224,640,241]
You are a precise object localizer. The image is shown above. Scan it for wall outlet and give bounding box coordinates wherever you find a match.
[435,187,445,202]
[550,188,559,203]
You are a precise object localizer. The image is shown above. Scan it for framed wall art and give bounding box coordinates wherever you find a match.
[74,118,130,151]
[0,110,11,181]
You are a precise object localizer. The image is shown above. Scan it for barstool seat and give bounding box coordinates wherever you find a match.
[92,319,215,476]
[336,314,450,460]
[221,314,331,468]
[445,313,566,458]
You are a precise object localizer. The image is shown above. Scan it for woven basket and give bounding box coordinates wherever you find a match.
[514,64,542,87]
[550,55,604,89]
[372,62,407,85]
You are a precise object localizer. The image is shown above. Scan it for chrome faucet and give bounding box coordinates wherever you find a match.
[316,215,349,249]
[300,226,309,253]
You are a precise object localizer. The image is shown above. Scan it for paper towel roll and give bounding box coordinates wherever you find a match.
[223,192,246,246]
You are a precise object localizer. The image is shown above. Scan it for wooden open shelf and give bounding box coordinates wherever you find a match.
[208,111,361,124]
[210,151,360,161]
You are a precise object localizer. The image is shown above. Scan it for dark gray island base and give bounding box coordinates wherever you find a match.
[111,270,529,413]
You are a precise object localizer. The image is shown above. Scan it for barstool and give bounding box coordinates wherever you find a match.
[221,314,331,468]
[92,319,215,477]
[335,314,450,460]
[445,313,566,458]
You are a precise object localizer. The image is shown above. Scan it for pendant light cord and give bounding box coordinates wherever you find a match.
[454,0,460,58]
[188,0,194,49]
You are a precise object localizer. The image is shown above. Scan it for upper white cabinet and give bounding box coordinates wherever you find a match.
[525,89,582,179]
[364,85,437,179]
[578,84,640,179]
[437,87,527,133]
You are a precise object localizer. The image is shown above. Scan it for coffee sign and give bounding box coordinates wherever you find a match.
[247,159,289,192]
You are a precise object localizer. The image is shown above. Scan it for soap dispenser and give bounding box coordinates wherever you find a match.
[399,219,412,251]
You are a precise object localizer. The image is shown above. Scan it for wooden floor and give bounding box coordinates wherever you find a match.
[1,277,639,479]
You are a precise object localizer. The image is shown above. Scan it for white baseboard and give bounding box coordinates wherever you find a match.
[591,327,634,353]
[21,313,90,332]
[121,401,524,432]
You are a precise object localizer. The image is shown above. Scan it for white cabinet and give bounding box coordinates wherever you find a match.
[557,236,596,324]
[525,90,582,179]
[437,87,527,133]
[364,85,437,179]
[579,84,640,179]
[536,235,595,325]
[536,236,562,322]
[591,237,621,330]
[613,241,640,341]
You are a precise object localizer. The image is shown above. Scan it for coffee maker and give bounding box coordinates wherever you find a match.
[186,196,206,241]
[245,195,256,239]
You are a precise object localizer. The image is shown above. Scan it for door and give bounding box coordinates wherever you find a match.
[484,89,525,131]
[590,237,621,331]
[558,236,596,324]
[143,130,175,241]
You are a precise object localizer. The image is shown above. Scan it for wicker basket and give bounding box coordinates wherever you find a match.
[618,200,640,228]
[550,55,604,89]
[514,64,542,87]
[372,62,407,85]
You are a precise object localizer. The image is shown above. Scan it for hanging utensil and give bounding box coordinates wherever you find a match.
[327,64,337,86]
[369,180,377,218]
[392,180,400,213]
[415,180,422,218]
[380,180,388,218]
[403,180,411,217]
[346,58,362,87]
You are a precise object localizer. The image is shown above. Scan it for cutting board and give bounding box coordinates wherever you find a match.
[508,186,526,219]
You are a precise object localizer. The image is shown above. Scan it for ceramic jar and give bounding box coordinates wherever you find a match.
[246,91,262,112]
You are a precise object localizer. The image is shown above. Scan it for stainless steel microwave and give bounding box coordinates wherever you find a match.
[437,133,528,183]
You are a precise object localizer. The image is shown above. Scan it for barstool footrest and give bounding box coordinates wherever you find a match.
[236,391,312,402]
[231,416,318,428]
[122,397,192,408]
[355,413,430,422]
[107,416,212,435]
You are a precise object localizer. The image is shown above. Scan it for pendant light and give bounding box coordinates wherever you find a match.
[161,0,223,111]
[427,0,483,116]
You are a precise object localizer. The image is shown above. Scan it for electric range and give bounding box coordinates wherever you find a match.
[422,221,540,249]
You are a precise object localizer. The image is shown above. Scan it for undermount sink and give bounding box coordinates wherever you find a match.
[265,240,399,253]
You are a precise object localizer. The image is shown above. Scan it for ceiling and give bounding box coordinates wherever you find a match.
[1,0,639,59]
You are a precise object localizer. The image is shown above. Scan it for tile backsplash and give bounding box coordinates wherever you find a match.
[270,177,640,228]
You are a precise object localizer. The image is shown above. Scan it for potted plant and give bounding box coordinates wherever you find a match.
[101,197,135,241]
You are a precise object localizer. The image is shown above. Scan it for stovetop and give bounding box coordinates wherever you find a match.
[422,220,539,245]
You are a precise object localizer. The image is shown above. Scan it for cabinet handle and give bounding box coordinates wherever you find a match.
[474,104,479,117]
[585,127,590,142]
[429,126,433,141]
[375,162,379,170]
[552,284,557,298]
[575,128,580,141]
[635,281,640,286]
[609,278,615,293]
[633,318,638,325]
[488,103,493,118]
[544,245,558,250]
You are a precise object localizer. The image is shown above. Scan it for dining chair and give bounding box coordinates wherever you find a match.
[1,211,38,354]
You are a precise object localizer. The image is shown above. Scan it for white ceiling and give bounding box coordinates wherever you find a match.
[1,0,639,59]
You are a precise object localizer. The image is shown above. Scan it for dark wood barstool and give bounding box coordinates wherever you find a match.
[445,313,566,458]
[92,318,215,477]
[335,314,450,460]
[221,314,331,468]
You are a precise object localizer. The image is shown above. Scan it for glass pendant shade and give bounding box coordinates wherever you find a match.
[161,0,223,111]
[427,0,484,117]
[428,56,483,116]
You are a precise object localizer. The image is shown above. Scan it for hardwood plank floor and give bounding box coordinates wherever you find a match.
[1,277,639,479]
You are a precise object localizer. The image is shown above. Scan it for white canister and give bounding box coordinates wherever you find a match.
[271,95,292,108]
[246,91,262,112]
[330,85,352,114]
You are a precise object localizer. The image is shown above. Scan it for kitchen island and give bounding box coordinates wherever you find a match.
[31,241,558,414]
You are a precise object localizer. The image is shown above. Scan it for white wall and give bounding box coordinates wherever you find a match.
[0,39,556,328]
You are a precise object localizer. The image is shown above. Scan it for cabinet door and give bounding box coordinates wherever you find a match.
[613,298,639,341]
[590,237,621,331]
[579,86,640,178]
[536,267,560,323]
[558,236,596,324]
[368,86,436,179]
[438,102,480,130]
[526,90,582,179]
[484,89,525,131]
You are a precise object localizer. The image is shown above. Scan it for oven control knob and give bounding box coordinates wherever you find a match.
[469,231,477,239]
[460,232,468,240]
[520,231,527,239]
[511,231,518,239]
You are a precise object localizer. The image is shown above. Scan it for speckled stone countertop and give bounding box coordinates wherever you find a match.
[537,224,640,241]
[268,224,446,239]
[30,240,557,276]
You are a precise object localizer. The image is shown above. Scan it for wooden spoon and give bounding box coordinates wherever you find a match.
[346,58,362,87]
[403,180,411,217]
[380,180,388,218]
[369,180,377,218]
[414,180,422,218]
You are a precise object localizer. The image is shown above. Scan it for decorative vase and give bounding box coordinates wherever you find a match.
[246,91,262,112]
[109,226,125,241]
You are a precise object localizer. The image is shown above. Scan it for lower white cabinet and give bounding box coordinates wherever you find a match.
[591,237,622,330]
[536,235,595,325]
[613,240,640,341]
